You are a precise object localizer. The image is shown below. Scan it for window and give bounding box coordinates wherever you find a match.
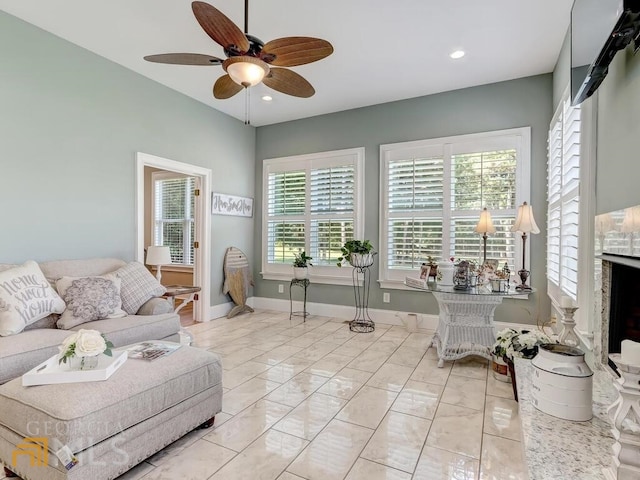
[379,128,531,287]
[152,172,196,266]
[547,96,581,300]
[546,91,597,341]
[262,148,365,283]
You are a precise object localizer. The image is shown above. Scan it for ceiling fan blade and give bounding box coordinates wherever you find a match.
[261,37,334,67]
[263,68,315,98]
[144,53,223,65]
[213,74,244,99]
[192,1,249,54]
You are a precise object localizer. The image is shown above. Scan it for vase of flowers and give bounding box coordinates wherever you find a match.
[491,328,518,382]
[491,328,552,400]
[59,329,114,370]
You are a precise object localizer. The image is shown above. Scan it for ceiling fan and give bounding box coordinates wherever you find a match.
[144,1,334,101]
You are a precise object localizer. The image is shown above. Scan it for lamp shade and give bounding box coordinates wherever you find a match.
[146,246,172,266]
[223,56,269,87]
[475,208,496,234]
[511,202,540,234]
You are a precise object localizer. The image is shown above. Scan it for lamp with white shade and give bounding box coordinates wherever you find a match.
[475,207,496,265]
[511,202,540,291]
[146,246,172,283]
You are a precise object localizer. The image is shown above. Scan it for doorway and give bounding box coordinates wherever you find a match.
[135,152,212,323]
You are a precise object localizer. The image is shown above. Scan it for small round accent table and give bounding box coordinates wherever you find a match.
[289,278,310,321]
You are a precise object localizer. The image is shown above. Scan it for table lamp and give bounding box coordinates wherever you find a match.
[475,208,496,265]
[146,246,172,283]
[511,202,539,291]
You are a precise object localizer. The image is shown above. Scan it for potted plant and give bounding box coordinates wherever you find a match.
[292,251,313,279]
[491,328,552,400]
[336,240,376,268]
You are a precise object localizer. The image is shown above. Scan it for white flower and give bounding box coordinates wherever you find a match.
[73,329,107,357]
[58,332,79,356]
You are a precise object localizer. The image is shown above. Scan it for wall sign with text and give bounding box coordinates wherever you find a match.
[211,193,254,217]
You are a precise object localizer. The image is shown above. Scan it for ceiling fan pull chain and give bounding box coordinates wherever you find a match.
[244,87,251,125]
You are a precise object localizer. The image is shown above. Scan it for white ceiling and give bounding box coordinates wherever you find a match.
[0,0,573,126]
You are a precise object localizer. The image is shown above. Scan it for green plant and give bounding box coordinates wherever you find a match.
[293,251,313,268]
[426,256,438,267]
[336,240,375,267]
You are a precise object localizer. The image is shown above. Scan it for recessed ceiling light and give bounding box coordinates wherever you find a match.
[450,50,465,59]
[261,95,273,102]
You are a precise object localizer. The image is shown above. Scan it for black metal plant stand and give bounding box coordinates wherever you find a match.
[349,255,375,333]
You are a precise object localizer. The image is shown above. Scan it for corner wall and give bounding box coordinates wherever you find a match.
[255,75,554,325]
[0,11,255,309]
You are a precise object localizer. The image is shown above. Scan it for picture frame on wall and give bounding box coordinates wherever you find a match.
[211,192,253,217]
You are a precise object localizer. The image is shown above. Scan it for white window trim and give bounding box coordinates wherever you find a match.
[547,90,597,346]
[151,171,196,267]
[378,127,531,290]
[261,147,365,285]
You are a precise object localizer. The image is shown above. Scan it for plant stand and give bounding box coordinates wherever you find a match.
[349,256,375,333]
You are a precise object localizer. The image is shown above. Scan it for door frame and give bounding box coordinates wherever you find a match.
[135,152,212,323]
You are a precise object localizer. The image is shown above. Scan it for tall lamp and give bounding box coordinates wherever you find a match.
[511,202,540,291]
[146,246,172,283]
[475,208,496,265]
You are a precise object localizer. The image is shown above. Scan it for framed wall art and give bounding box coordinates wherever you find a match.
[211,192,254,217]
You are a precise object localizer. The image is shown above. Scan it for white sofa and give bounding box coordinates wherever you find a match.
[0,258,181,383]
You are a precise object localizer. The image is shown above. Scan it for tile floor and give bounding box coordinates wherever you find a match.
[2,310,529,480]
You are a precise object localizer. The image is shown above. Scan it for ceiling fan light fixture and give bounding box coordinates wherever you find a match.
[223,56,270,88]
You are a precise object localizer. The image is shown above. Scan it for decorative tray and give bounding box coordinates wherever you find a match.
[22,351,128,386]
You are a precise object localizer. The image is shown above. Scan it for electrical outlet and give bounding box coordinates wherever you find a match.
[278,284,284,294]
[383,292,390,303]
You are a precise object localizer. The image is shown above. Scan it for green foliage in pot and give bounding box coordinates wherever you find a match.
[293,251,313,268]
[336,240,376,267]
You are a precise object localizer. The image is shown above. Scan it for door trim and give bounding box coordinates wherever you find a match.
[135,152,212,322]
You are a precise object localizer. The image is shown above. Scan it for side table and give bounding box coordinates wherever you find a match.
[162,285,201,346]
[162,285,201,314]
[290,278,310,321]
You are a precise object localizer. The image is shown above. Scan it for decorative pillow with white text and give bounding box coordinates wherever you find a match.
[56,275,126,329]
[0,261,66,336]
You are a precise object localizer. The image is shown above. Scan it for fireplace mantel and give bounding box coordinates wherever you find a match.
[599,254,640,270]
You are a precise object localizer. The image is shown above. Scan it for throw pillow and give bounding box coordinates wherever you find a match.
[0,261,66,336]
[112,261,166,315]
[56,275,126,329]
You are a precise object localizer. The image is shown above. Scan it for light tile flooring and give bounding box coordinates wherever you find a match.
[2,310,529,480]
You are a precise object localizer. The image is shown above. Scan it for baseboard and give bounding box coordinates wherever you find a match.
[207,297,535,334]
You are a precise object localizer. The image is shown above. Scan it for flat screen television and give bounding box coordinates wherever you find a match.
[571,0,640,105]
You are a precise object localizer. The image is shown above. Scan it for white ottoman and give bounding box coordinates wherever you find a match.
[0,344,222,480]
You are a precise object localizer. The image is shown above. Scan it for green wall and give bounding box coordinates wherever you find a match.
[595,48,640,213]
[552,25,640,214]
[0,11,256,307]
[255,75,554,325]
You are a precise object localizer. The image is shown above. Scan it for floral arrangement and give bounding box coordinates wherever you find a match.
[492,328,551,361]
[58,329,114,365]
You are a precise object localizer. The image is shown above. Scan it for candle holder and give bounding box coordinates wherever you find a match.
[558,306,580,347]
[603,354,640,480]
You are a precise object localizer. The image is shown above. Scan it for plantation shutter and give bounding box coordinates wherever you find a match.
[547,97,581,300]
[547,112,563,285]
[560,99,581,298]
[153,176,195,265]
[309,165,355,265]
[266,170,306,264]
[449,151,517,267]
[387,157,445,269]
